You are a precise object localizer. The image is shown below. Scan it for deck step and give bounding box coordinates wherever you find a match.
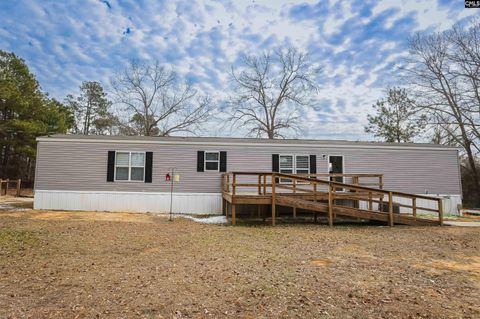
[275,195,439,226]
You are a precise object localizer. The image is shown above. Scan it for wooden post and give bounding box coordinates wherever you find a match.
[226,174,230,193]
[379,194,384,212]
[231,203,236,226]
[388,192,394,227]
[312,182,317,222]
[333,187,337,219]
[438,198,444,226]
[17,178,23,196]
[368,192,373,211]
[258,174,261,195]
[412,197,417,219]
[231,173,236,225]
[352,176,359,209]
[263,174,267,195]
[271,173,276,226]
[5,179,9,196]
[328,184,333,227]
[293,179,297,218]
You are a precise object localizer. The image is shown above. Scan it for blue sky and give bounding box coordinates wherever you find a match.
[0,0,478,140]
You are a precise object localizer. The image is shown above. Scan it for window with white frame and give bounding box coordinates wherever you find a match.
[204,151,220,171]
[279,155,310,183]
[279,155,294,183]
[295,155,310,175]
[279,155,294,174]
[115,152,145,181]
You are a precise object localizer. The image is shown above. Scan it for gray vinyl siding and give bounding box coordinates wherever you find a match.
[35,140,462,195]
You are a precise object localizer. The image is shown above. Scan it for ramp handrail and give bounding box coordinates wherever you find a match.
[221,172,443,226]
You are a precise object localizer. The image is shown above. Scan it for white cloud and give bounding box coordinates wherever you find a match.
[371,0,476,31]
[0,0,475,140]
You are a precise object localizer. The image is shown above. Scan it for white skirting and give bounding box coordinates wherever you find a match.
[34,190,223,215]
[34,190,462,216]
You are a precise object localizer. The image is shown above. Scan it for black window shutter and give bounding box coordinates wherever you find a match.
[309,155,317,174]
[107,151,115,182]
[272,154,279,172]
[197,151,205,172]
[219,151,227,172]
[145,152,153,183]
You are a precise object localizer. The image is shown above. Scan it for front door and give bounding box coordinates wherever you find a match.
[328,155,344,184]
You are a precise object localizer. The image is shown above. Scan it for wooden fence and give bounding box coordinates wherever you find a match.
[0,179,22,197]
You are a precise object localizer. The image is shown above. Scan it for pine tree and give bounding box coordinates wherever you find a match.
[365,88,427,143]
[66,81,115,135]
[0,50,72,179]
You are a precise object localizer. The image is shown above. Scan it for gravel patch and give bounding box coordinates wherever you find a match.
[181,215,227,224]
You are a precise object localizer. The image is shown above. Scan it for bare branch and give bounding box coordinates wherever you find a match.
[228,47,320,139]
[111,60,214,136]
[401,21,480,202]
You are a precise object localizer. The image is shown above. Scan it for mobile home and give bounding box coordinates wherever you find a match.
[34,135,462,217]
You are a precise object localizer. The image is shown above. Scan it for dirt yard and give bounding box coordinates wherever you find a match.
[0,200,479,318]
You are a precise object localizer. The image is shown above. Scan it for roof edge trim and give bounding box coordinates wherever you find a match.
[36,136,461,151]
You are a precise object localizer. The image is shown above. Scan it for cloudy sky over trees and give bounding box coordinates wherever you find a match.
[0,0,477,139]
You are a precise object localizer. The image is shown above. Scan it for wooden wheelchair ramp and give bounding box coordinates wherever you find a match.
[222,172,444,227]
[275,195,440,226]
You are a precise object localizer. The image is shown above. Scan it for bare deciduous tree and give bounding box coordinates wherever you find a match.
[403,19,480,204]
[111,60,213,136]
[448,20,480,143]
[229,47,320,139]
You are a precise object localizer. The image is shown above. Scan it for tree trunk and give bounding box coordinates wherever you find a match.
[464,142,480,206]
[144,110,151,136]
[84,99,92,135]
[2,146,9,174]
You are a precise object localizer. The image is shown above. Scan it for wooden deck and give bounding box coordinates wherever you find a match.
[221,172,443,227]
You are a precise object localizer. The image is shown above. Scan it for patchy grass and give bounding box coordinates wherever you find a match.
[0,196,34,210]
[0,228,38,253]
[422,257,480,284]
[420,212,480,222]
[28,210,156,223]
[8,200,34,209]
[0,209,479,318]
